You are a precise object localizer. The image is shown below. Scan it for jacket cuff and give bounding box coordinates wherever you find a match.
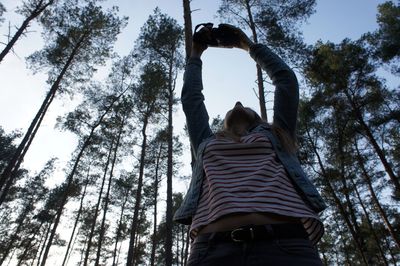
[249,43,267,59]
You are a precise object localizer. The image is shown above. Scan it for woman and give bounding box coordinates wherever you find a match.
[174,24,326,266]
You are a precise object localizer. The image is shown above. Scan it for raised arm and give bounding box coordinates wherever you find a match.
[181,39,213,155]
[250,45,299,138]
[223,24,299,138]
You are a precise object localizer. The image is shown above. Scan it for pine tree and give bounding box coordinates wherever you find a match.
[217,0,316,120]
[126,62,169,266]
[0,0,127,206]
[0,0,56,63]
[135,9,184,265]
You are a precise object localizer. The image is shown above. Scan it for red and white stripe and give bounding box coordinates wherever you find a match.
[190,133,324,245]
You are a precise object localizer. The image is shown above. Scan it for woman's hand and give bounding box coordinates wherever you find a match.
[218,24,254,51]
[191,26,211,59]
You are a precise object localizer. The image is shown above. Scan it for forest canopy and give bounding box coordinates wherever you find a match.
[0,0,399,265]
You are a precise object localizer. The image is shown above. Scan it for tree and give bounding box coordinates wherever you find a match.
[182,0,193,60]
[55,53,136,266]
[0,128,25,205]
[39,86,130,266]
[370,1,400,74]
[0,3,6,26]
[145,130,169,266]
[305,39,400,196]
[126,62,169,266]
[153,193,189,266]
[218,0,316,121]
[133,9,184,266]
[0,0,127,206]
[61,164,92,266]
[111,172,135,266]
[0,158,53,264]
[0,0,56,63]
[298,36,400,263]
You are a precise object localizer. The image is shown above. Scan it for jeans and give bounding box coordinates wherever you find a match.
[187,238,323,266]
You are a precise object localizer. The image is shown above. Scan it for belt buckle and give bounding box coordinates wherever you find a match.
[230,227,254,242]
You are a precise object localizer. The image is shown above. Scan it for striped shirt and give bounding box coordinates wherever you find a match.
[190,132,324,245]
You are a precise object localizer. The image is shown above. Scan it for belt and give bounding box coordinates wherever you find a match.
[193,223,308,244]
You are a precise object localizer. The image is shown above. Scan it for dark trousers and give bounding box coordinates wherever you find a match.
[187,238,323,266]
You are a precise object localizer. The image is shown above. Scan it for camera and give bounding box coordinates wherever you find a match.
[193,23,240,48]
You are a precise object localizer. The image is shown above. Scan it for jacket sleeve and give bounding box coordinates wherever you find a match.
[249,44,299,138]
[181,58,213,156]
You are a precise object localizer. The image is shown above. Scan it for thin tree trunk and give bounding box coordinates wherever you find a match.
[0,33,86,206]
[354,142,400,249]
[40,134,101,266]
[126,117,149,266]
[182,0,192,61]
[150,144,163,266]
[344,90,400,193]
[62,170,90,266]
[16,234,40,266]
[0,205,31,264]
[0,0,54,63]
[112,192,128,266]
[83,141,114,266]
[244,0,267,121]
[95,115,125,266]
[165,58,175,266]
[180,225,185,266]
[305,125,369,265]
[36,221,52,266]
[350,177,389,265]
[39,86,127,266]
[24,221,45,266]
[336,130,368,258]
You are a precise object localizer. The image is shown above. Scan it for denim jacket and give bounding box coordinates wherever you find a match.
[174,44,327,225]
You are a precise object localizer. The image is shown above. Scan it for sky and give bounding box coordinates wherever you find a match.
[0,0,391,178]
[0,0,395,264]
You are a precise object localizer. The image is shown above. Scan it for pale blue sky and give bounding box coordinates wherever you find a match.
[0,1,395,264]
[0,0,392,176]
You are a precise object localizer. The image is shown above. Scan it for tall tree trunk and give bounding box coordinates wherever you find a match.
[305,126,369,265]
[182,0,192,61]
[62,171,90,266]
[336,130,368,259]
[126,117,149,266]
[0,34,86,206]
[83,141,114,266]
[39,86,127,266]
[17,224,45,266]
[354,142,400,249]
[350,177,389,265]
[40,137,99,266]
[112,192,129,266]
[244,0,267,121]
[36,221,52,266]
[95,115,125,266]
[0,205,32,264]
[344,90,400,193]
[165,53,176,266]
[0,0,54,63]
[22,220,47,266]
[150,144,163,266]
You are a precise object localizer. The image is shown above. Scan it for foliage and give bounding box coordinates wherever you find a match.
[218,0,316,64]
[27,0,128,92]
[0,3,5,25]
[0,1,399,265]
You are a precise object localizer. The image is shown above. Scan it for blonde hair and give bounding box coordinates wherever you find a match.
[217,109,297,153]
